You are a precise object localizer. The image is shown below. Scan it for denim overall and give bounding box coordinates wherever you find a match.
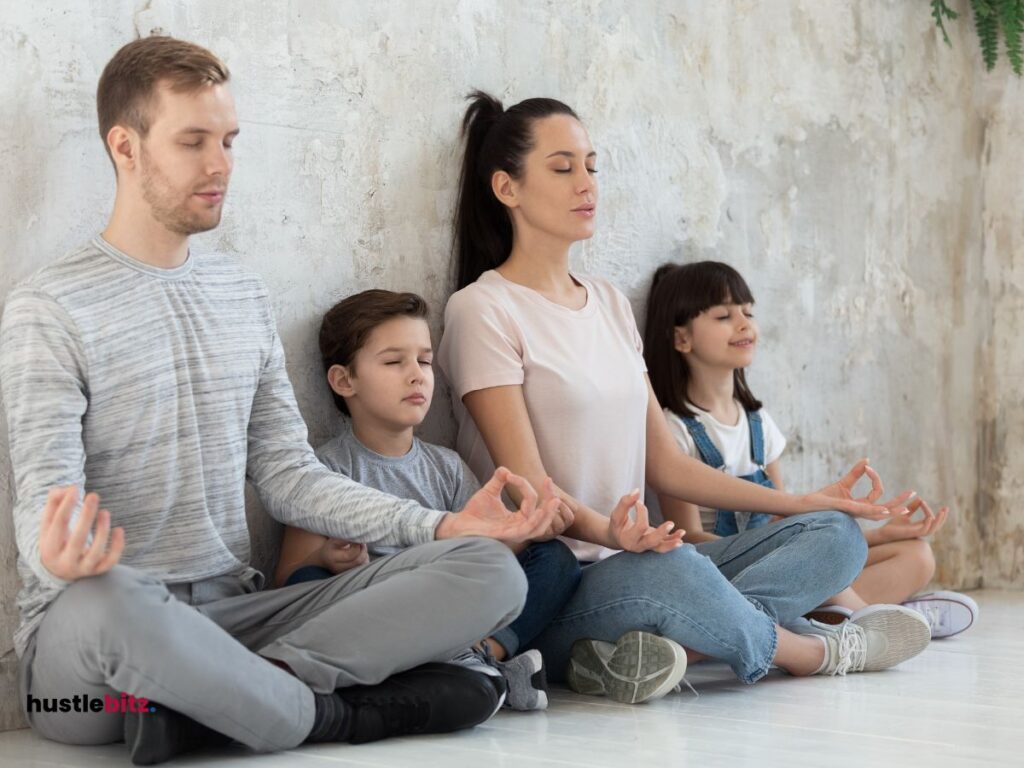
[681,409,775,536]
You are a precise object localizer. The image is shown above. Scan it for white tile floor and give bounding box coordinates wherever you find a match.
[1,590,1019,767]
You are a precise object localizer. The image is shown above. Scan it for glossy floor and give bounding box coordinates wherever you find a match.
[0,590,1017,767]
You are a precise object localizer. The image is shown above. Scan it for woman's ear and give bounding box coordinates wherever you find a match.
[327,364,356,399]
[491,170,518,209]
[673,326,692,354]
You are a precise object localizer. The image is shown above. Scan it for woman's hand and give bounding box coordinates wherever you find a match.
[319,539,370,573]
[607,490,685,553]
[801,459,915,521]
[872,498,949,544]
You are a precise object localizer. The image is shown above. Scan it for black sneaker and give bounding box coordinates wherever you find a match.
[124,702,232,765]
[338,662,502,744]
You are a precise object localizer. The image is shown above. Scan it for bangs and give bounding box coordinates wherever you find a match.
[684,262,756,319]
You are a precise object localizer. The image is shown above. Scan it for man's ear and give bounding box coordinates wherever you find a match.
[491,170,518,209]
[107,125,140,175]
[327,364,356,399]
[673,326,692,354]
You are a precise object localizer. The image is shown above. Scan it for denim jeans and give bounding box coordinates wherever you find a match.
[284,539,581,658]
[491,539,582,656]
[530,511,866,684]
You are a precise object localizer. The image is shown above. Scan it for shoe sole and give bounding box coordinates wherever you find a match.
[851,605,932,671]
[903,591,979,639]
[568,631,688,705]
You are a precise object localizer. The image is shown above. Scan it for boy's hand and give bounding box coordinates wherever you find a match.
[874,498,949,544]
[39,486,125,582]
[320,539,369,573]
[802,459,915,521]
[607,490,684,553]
[437,468,560,545]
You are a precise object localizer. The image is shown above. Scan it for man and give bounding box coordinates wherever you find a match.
[0,35,565,765]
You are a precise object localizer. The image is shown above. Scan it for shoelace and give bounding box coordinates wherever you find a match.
[671,677,700,698]
[917,603,945,634]
[833,622,866,675]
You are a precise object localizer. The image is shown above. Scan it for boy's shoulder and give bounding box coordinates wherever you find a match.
[414,438,465,474]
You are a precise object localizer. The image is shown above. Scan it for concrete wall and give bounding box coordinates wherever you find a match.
[0,0,1018,731]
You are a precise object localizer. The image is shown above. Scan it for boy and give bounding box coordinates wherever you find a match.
[276,290,583,710]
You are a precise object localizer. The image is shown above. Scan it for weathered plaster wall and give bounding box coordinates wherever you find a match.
[978,73,1024,589]
[0,0,1016,731]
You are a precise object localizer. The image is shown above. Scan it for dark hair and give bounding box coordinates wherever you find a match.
[453,90,579,290]
[643,261,763,419]
[319,290,429,416]
[97,36,230,170]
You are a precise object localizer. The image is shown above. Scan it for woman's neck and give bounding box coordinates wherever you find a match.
[498,227,579,299]
[686,363,740,425]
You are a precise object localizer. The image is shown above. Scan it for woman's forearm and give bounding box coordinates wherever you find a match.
[649,455,815,515]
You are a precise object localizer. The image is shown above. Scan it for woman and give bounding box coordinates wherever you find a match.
[436,91,931,702]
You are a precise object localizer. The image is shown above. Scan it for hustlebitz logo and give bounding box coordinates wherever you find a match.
[26,693,157,714]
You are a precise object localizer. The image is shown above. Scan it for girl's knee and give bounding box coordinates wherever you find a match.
[901,538,936,588]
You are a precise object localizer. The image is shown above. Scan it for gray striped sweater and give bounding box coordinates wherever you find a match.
[0,237,446,657]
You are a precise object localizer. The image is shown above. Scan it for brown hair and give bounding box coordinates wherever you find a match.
[643,261,763,419]
[319,290,430,415]
[96,36,230,168]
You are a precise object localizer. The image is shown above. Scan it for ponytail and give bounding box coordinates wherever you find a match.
[453,90,579,290]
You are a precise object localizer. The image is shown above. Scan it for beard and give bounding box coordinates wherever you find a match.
[140,146,224,236]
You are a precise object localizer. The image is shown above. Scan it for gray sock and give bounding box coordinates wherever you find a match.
[496,650,548,711]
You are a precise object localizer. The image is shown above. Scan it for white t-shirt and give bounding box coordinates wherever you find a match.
[664,402,787,528]
[438,270,649,562]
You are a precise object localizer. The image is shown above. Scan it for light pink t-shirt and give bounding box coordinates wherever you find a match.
[437,270,649,562]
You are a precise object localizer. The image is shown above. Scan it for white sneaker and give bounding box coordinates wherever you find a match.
[902,591,979,639]
[816,604,931,675]
[567,631,688,704]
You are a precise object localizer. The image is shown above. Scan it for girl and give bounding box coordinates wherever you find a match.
[643,260,977,639]
[436,91,934,703]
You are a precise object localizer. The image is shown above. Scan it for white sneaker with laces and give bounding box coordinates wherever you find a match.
[901,591,979,639]
[816,604,931,675]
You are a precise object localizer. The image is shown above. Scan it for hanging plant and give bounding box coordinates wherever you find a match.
[931,0,1024,75]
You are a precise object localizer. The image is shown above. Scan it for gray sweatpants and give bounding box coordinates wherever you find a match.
[18,537,526,752]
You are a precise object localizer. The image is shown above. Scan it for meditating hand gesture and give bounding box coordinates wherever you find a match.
[801,459,915,521]
[437,467,561,545]
[607,489,685,553]
[38,486,125,582]
[872,497,949,543]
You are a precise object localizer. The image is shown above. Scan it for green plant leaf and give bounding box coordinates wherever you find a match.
[997,0,1024,75]
[932,0,960,46]
[972,0,1002,70]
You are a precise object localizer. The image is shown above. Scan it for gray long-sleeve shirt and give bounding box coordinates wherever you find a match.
[0,237,446,657]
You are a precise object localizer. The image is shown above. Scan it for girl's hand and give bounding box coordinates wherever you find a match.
[607,490,685,553]
[874,498,949,544]
[802,459,915,521]
[319,539,369,574]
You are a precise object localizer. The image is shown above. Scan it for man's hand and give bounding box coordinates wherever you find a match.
[39,486,125,582]
[607,490,685,553]
[319,539,370,574]
[436,467,560,545]
[801,459,915,521]
[873,498,949,544]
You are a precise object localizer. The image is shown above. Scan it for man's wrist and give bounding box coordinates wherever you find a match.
[435,512,457,540]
